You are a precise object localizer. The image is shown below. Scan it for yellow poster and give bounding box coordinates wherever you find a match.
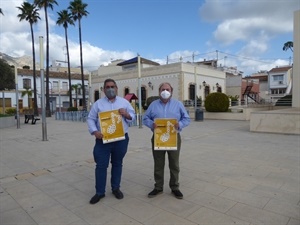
[154,118,177,150]
[98,110,125,144]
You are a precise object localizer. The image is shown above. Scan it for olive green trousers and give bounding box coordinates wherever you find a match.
[151,133,181,191]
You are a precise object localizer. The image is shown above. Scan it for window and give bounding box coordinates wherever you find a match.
[189,84,196,100]
[0,98,11,107]
[94,90,100,101]
[141,87,146,106]
[23,78,31,89]
[53,81,58,91]
[62,82,68,91]
[273,75,283,81]
[204,86,210,98]
[124,88,129,96]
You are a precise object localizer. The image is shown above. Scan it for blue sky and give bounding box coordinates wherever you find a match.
[0,0,299,75]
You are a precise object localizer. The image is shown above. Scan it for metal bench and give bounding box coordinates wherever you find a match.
[24,114,40,124]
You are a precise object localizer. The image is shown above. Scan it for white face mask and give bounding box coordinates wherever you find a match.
[160,90,171,99]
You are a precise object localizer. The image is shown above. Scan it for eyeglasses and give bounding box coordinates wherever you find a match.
[105,86,115,89]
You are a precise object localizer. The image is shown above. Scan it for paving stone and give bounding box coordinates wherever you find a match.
[29,204,80,225]
[0,208,38,225]
[264,198,300,220]
[15,172,34,180]
[186,207,250,225]
[226,203,290,225]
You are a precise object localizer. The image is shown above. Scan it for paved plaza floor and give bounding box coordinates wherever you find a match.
[0,117,299,225]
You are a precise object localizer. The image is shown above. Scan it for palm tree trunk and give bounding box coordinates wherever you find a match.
[30,24,39,116]
[45,7,51,117]
[79,19,86,110]
[65,27,73,108]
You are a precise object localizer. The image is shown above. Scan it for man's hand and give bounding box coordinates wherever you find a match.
[153,123,157,129]
[118,108,131,119]
[174,123,179,130]
[93,131,103,139]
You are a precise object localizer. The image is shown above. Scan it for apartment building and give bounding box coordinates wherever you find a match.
[1,68,89,113]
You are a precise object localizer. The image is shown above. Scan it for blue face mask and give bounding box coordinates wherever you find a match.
[105,88,116,99]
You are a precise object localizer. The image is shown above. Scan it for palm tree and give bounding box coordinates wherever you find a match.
[21,88,33,109]
[71,83,81,108]
[17,2,40,116]
[56,9,74,108]
[68,0,89,110]
[34,0,58,117]
[283,41,293,52]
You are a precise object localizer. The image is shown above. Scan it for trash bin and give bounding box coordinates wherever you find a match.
[195,108,203,121]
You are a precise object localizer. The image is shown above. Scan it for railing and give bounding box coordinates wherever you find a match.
[55,111,89,122]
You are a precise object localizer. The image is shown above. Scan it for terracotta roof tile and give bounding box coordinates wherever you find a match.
[17,69,88,80]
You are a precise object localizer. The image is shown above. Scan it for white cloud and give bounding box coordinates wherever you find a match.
[0,0,298,76]
[199,0,298,48]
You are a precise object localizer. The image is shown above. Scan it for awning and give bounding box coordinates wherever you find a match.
[124,93,138,102]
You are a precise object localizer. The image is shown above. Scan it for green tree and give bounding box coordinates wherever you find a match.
[0,59,15,90]
[21,88,33,109]
[68,0,89,110]
[56,9,74,108]
[0,60,15,114]
[71,83,81,108]
[283,41,293,52]
[34,0,58,117]
[17,2,40,116]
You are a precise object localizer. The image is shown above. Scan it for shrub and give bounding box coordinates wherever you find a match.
[205,92,229,112]
[23,65,30,69]
[5,108,16,115]
[275,95,292,106]
[67,107,78,111]
[143,96,160,110]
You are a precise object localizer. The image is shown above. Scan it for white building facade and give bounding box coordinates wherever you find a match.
[90,57,226,109]
[1,69,89,114]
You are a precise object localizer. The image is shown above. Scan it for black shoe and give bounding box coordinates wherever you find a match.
[172,189,183,199]
[112,189,124,199]
[90,194,105,204]
[148,189,163,198]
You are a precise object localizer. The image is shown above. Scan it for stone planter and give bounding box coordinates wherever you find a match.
[0,116,16,129]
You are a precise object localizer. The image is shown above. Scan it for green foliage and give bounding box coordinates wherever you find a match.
[67,107,78,111]
[205,92,229,112]
[0,114,14,117]
[143,96,159,110]
[0,59,15,91]
[275,95,292,106]
[23,65,30,69]
[146,96,160,106]
[282,41,293,52]
[5,108,16,115]
[227,95,239,101]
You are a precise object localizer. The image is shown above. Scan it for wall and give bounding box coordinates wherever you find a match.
[91,62,226,103]
[0,116,16,128]
[293,10,300,107]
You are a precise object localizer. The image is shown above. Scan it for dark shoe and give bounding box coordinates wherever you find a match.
[172,189,183,199]
[112,189,124,199]
[89,194,105,204]
[148,189,163,198]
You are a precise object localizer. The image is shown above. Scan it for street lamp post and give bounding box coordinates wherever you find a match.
[40,36,47,141]
[58,80,61,113]
[15,66,20,129]
[137,55,142,128]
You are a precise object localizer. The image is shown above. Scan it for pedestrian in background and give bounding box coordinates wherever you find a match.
[87,78,135,204]
[143,82,190,199]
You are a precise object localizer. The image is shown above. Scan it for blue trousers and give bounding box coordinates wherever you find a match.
[93,133,129,195]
